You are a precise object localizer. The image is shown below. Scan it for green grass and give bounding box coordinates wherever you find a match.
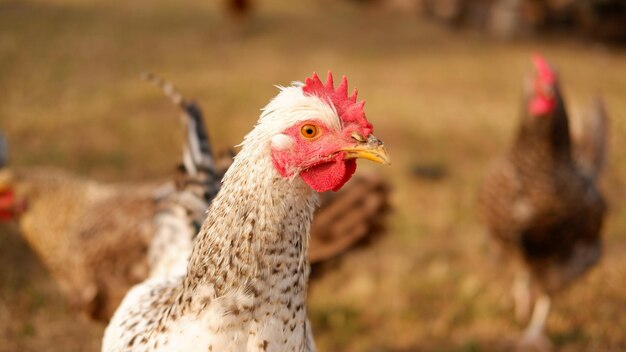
[1,0,626,351]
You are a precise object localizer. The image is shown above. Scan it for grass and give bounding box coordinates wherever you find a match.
[1,0,626,351]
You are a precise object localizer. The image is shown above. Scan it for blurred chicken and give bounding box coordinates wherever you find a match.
[0,77,222,321]
[0,74,390,323]
[478,55,607,350]
[3,168,163,321]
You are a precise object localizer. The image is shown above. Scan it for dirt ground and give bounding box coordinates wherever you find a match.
[1,0,626,351]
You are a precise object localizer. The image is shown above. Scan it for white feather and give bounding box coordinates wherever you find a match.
[270,134,293,150]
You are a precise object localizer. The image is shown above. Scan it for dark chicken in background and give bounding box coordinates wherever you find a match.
[478,55,608,350]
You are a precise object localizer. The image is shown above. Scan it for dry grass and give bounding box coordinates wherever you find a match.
[1,0,626,351]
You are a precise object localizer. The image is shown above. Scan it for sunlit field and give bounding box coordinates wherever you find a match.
[1,0,626,351]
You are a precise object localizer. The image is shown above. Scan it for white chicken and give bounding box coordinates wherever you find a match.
[103,72,389,352]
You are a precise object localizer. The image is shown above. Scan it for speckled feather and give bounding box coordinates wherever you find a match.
[117,153,318,352]
[14,167,161,320]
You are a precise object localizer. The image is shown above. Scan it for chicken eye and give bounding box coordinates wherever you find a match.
[300,124,319,139]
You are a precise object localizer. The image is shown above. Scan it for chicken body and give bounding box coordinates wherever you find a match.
[480,129,605,293]
[105,150,318,351]
[15,167,162,320]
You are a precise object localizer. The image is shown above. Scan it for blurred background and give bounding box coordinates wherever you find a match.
[1,0,626,351]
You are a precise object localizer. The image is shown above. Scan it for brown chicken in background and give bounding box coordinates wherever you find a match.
[0,74,390,323]
[478,55,608,350]
[8,168,165,321]
[0,77,223,321]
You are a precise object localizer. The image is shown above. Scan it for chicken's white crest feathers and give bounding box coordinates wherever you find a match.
[235,83,342,156]
[257,85,341,136]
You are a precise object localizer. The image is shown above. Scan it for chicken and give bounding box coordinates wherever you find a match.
[102,72,390,352]
[0,72,222,321]
[478,55,607,350]
[6,168,162,320]
[0,91,221,321]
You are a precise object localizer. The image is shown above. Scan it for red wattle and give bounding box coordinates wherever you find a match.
[0,209,13,221]
[300,157,356,193]
[0,190,16,221]
[529,96,555,116]
[0,190,15,209]
[333,159,356,192]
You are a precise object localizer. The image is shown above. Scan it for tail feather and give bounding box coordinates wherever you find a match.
[183,103,215,174]
[572,97,609,179]
[143,73,225,277]
[142,73,217,176]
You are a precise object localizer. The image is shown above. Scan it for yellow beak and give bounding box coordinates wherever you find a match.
[340,135,391,165]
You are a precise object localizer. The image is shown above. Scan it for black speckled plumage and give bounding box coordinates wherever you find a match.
[478,66,607,295]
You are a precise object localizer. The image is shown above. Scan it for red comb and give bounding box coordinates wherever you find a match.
[532,53,556,85]
[529,54,557,116]
[302,72,373,135]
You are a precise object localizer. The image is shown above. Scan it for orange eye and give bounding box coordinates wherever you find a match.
[300,124,319,139]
